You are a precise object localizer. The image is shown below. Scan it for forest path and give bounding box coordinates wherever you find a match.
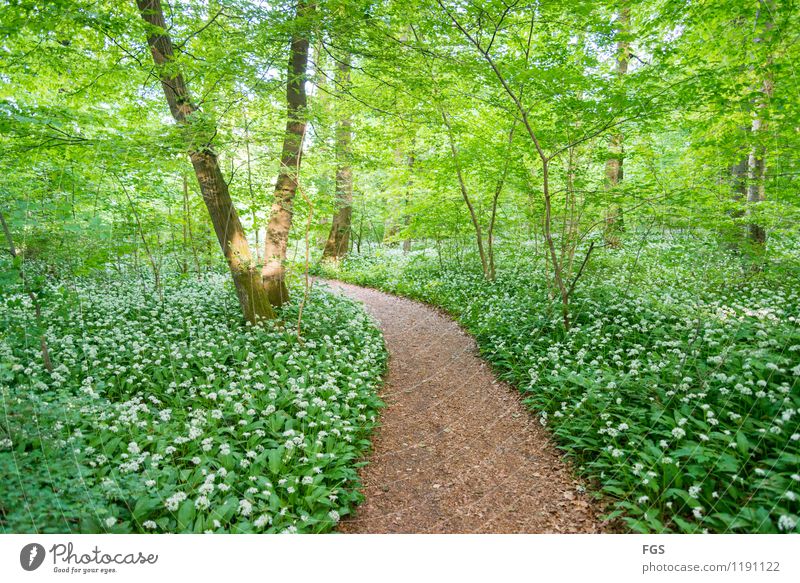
[322,280,603,533]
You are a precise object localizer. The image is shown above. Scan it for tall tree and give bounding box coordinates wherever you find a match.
[263,0,314,305]
[135,0,274,323]
[604,2,630,242]
[321,54,354,262]
[746,0,775,245]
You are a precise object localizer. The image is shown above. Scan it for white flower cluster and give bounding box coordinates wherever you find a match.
[0,274,386,534]
[322,236,800,533]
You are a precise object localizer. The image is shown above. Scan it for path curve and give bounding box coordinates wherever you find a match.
[324,280,603,533]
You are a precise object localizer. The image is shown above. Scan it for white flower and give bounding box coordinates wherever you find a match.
[143,520,157,529]
[328,510,340,523]
[104,517,117,528]
[165,491,187,511]
[778,515,797,532]
[238,499,253,517]
[671,427,686,439]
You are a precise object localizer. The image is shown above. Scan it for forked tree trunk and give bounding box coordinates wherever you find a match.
[136,0,274,323]
[263,0,313,306]
[322,55,354,262]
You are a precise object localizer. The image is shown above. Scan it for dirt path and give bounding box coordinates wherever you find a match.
[323,280,603,534]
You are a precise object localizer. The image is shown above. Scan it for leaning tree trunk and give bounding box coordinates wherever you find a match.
[135,0,274,323]
[262,0,313,306]
[322,55,354,262]
[603,4,629,243]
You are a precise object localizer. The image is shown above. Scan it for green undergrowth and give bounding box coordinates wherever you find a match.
[0,270,386,533]
[315,236,800,533]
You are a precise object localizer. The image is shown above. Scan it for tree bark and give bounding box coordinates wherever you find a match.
[731,156,749,207]
[401,151,414,254]
[603,4,629,242]
[746,0,774,246]
[263,0,313,305]
[135,0,274,323]
[322,54,354,262]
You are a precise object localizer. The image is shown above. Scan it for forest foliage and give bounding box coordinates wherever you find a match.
[1,0,799,533]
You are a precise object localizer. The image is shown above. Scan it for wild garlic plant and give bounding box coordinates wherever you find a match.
[0,272,386,533]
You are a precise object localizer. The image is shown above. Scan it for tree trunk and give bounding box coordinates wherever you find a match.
[401,151,414,254]
[136,0,274,323]
[747,93,770,246]
[263,0,313,306]
[440,108,489,278]
[731,156,748,207]
[541,161,570,329]
[487,124,516,280]
[243,113,260,262]
[603,4,629,243]
[322,54,353,262]
[746,0,774,246]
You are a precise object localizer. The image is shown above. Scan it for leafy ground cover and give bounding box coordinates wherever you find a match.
[0,271,386,533]
[316,236,800,533]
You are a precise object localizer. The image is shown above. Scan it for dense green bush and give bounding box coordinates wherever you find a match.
[0,271,386,533]
[316,237,800,533]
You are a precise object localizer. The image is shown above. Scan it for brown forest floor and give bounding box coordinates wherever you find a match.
[324,280,604,534]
